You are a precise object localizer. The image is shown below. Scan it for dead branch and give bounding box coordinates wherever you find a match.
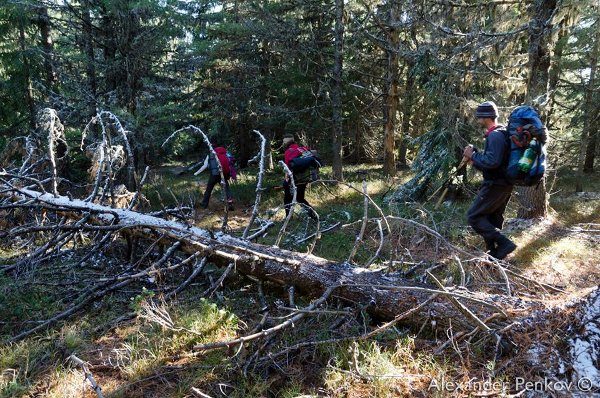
[347,180,369,264]
[39,109,66,196]
[427,271,492,332]
[68,354,105,398]
[243,130,267,239]
[202,262,235,298]
[193,284,339,352]
[275,160,296,247]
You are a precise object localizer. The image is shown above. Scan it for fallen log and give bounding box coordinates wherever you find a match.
[2,187,541,330]
[3,112,598,393]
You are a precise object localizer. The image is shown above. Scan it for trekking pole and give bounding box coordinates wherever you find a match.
[426,156,469,208]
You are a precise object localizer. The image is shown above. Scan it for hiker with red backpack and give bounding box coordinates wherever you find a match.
[195,144,237,210]
[282,133,321,219]
[463,101,547,260]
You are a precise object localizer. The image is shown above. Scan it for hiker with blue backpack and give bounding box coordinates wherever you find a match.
[195,143,237,210]
[282,133,321,219]
[463,101,547,260]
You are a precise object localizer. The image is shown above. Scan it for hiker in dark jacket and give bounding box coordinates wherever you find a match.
[463,101,517,260]
[196,145,235,210]
[282,133,316,219]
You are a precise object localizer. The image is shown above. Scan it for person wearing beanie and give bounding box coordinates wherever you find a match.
[463,101,517,260]
[474,101,499,119]
[282,134,317,219]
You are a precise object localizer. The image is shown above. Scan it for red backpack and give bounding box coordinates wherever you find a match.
[210,147,231,177]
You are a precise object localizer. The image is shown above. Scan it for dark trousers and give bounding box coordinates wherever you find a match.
[467,182,513,243]
[283,180,314,217]
[201,174,232,207]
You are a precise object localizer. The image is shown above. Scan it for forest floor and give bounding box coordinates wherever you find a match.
[1,164,599,398]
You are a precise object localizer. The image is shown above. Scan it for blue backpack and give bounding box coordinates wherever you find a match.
[504,106,548,186]
[289,147,322,173]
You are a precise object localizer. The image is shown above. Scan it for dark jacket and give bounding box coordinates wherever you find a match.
[471,126,510,185]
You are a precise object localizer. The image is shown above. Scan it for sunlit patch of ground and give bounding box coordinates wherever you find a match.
[506,191,600,292]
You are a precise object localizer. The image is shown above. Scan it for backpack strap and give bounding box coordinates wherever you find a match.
[492,125,513,171]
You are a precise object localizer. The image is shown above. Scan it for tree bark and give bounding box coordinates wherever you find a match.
[525,0,557,104]
[382,2,400,177]
[36,6,57,91]
[546,15,569,126]
[516,0,558,218]
[398,59,415,169]
[584,122,598,173]
[101,10,118,94]
[576,17,599,191]
[82,0,97,117]
[17,11,36,130]
[331,0,344,181]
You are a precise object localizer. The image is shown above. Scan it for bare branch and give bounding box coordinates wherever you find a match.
[68,354,105,398]
[243,130,267,239]
[193,284,340,352]
[275,161,296,247]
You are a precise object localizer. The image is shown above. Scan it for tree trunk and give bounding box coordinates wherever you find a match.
[546,15,568,126]
[398,60,415,169]
[584,123,598,173]
[125,10,143,115]
[576,19,599,191]
[101,11,118,94]
[517,0,558,218]
[82,0,97,117]
[525,0,557,104]
[17,12,36,130]
[382,3,400,177]
[36,6,57,92]
[331,0,344,181]
[583,11,600,174]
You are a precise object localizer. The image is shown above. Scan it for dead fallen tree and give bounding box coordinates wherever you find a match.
[0,109,544,344]
[0,185,540,338]
[2,110,598,395]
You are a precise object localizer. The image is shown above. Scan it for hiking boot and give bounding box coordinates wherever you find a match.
[485,239,497,258]
[494,236,517,260]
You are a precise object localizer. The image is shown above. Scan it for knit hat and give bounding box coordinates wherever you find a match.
[282,133,295,146]
[475,101,499,119]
